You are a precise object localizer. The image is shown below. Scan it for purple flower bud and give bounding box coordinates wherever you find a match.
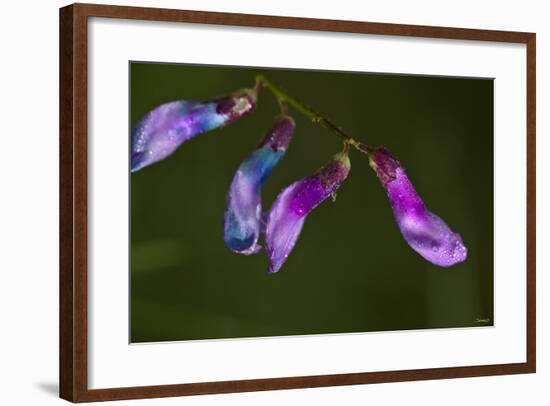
[131,88,257,172]
[224,115,296,255]
[370,147,467,267]
[265,151,351,273]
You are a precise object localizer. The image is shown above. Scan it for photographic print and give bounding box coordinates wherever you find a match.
[59,5,535,401]
[129,62,494,343]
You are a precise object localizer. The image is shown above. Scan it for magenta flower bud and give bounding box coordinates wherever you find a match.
[223,115,296,255]
[265,151,351,273]
[131,88,257,172]
[370,147,467,267]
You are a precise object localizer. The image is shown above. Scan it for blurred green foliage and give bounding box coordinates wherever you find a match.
[130,62,494,342]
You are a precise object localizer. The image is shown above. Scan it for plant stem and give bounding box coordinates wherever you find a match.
[256,74,373,157]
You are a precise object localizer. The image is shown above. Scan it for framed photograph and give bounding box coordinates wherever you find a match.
[59,3,536,402]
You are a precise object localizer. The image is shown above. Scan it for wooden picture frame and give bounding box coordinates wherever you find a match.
[59,3,536,402]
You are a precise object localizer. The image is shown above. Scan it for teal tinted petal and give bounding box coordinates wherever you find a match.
[224,116,295,255]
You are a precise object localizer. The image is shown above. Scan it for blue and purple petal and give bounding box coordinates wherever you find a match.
[224,115,296,255]
[370,147,467,267]
[131,88,257,172]
[265,151,351,273]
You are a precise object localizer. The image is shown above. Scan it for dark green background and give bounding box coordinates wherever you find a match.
[130,62,494,343]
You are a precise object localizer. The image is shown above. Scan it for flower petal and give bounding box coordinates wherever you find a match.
[131,88,257,172]
[266,151,351,273]
[370,147,467,267]
[224,115,295,255]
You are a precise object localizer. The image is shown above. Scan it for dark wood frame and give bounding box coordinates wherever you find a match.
[60,3,536,402]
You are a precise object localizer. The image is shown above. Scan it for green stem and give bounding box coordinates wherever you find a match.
[256,74,373,157]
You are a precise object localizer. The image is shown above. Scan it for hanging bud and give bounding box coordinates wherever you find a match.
[265,151,351,273]
[131,88,257,172]
[224,115,296,255]
[370,147,467,267]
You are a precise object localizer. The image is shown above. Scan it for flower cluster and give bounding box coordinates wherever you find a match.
[130,79,467,272]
